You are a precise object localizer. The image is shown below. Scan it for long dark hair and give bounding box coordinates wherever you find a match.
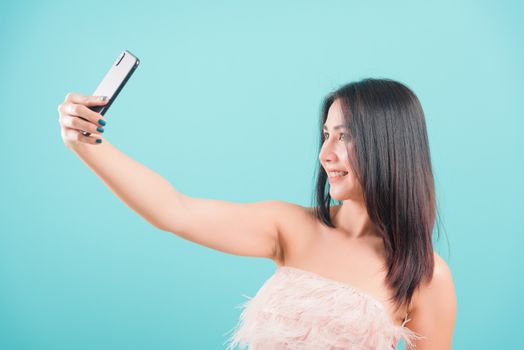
[312,78,445,314]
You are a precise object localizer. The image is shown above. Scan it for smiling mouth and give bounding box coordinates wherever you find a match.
[327,171,348,177]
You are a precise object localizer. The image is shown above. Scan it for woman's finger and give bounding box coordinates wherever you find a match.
[58,102,107,127]
[62,126,103,145]
[59,114,105,136]
[64,92,109,107]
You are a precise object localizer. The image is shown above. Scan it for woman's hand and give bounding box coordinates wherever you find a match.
[57,92,109,149]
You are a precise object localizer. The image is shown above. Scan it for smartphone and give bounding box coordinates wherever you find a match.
[81,50,140,136]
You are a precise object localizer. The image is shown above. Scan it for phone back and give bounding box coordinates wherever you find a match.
[90,50,140,115]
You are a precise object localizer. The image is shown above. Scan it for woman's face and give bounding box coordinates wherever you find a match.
[319,98,362,201]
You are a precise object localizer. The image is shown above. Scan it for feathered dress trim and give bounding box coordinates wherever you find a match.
[224,266,426,350]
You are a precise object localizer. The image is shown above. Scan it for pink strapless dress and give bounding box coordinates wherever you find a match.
[224,266,425,350]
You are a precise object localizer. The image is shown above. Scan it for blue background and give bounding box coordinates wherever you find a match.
[1,0,523,349]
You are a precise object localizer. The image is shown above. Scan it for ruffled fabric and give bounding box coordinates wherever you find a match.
[224,266,425,350]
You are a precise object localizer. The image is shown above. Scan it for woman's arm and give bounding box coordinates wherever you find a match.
[72,139,289,260]
[408,252,457,350]
[58,93,289,261]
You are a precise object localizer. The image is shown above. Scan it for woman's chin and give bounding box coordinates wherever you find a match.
[329,188,351,201]
[329,192,345,201]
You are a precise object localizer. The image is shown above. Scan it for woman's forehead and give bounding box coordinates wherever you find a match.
[324,99,347,129]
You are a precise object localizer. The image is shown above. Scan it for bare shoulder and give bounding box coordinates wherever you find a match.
[408,252,457,349]
[271,201,317,266]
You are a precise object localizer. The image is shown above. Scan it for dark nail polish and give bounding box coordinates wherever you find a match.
[98,119,106,126]
[97,127,104,133]
[96,139,102,143]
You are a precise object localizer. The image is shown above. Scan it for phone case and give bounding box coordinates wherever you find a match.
[81,50,140,136]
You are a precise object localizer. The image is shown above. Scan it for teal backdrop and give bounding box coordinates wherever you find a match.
[1,0,523,349]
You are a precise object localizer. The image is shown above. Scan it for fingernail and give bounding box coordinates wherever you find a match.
[99,96,108,102]
[98,119,106,126]
[96,139,103,143]
[97,127,104,133]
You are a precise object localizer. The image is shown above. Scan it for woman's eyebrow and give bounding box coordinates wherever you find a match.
[322,124,348,131]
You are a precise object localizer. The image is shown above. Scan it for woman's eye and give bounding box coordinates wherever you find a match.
[322,132,346,141]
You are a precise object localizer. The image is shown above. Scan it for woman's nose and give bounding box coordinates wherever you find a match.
[319,145,337,163]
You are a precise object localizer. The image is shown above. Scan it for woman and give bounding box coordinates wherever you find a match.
[57,78,457,350]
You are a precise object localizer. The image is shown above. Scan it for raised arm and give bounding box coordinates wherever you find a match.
[164,196,287,258]
[58,93,285,262]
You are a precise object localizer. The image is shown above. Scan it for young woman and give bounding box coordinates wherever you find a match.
[57,78,456,350]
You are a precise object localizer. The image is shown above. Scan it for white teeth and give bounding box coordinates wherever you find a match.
[328,171,348,177]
